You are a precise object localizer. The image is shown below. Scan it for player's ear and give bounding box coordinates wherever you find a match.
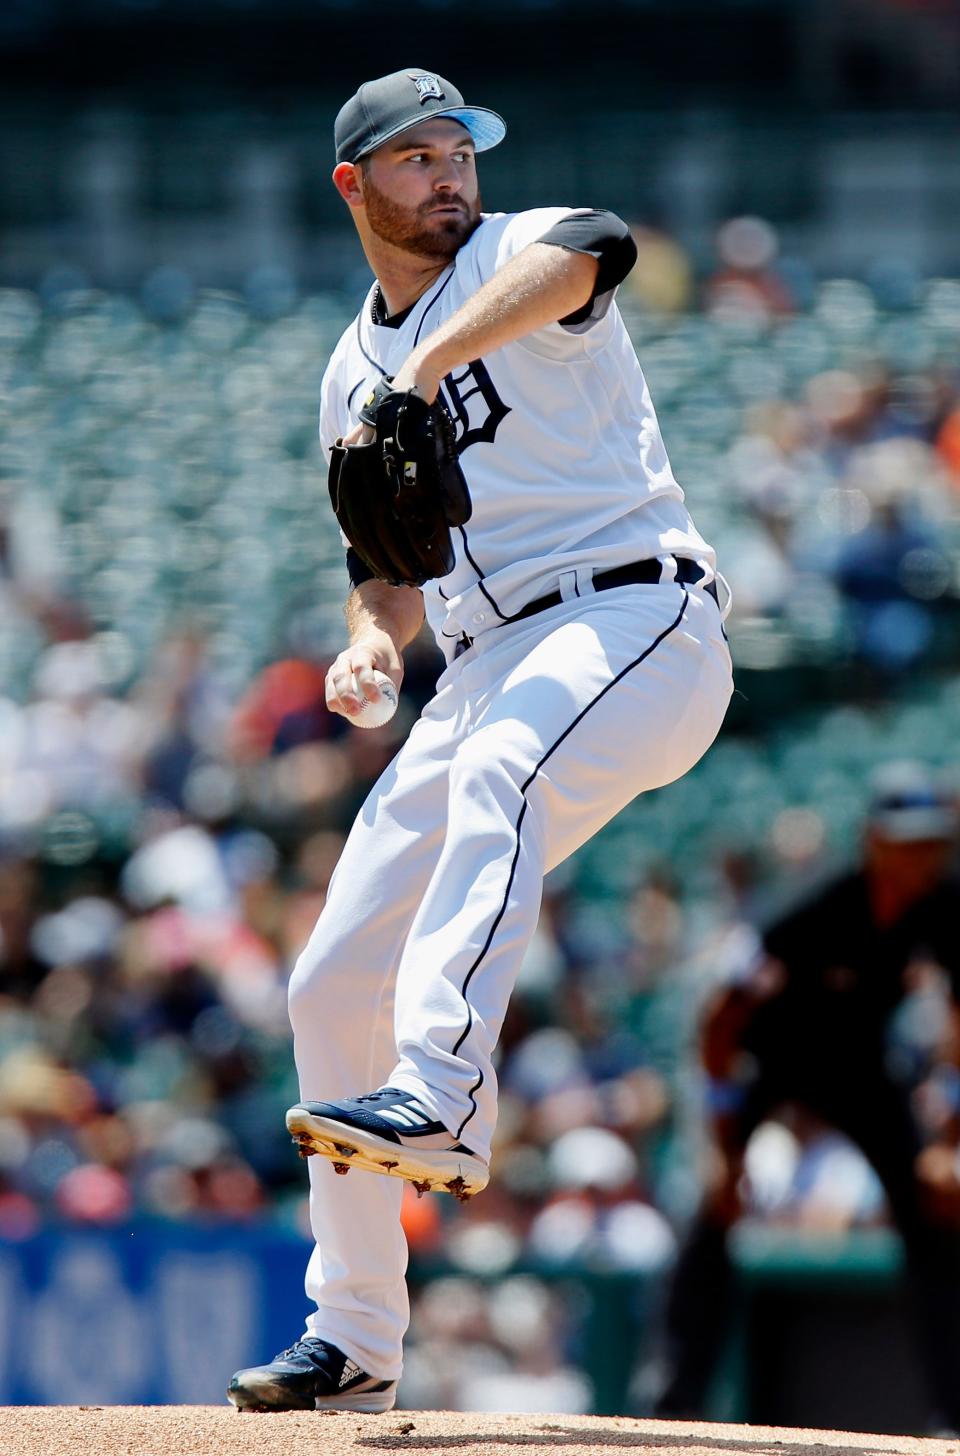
[333,162,364,209]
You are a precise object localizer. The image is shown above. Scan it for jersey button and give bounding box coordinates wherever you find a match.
[472,612,486,626]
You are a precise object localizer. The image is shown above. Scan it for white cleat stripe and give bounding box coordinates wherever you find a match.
[378,1108,436,1128]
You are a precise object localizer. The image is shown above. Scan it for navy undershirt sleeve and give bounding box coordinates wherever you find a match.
[346,546,375,591]
[536,209,638,326]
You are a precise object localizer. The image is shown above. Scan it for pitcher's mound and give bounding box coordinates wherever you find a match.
[2,1408,958,1456]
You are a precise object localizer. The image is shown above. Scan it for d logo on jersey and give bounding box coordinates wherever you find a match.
[440,359,511,455]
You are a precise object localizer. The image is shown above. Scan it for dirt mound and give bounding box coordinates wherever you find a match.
[1,1409,957,1456]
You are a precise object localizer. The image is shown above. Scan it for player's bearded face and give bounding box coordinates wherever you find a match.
[360,144,482,260]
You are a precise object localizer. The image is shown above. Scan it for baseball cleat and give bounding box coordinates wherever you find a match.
[286,1086,489,1200]
[227,1335,397,1413]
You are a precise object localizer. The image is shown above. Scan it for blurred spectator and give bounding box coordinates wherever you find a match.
[624,226,694,315]
[826,437,954,674]
[400,1274,591,1413]
[936,400,960,484]
[655,762,960,1427]
[704,217,796,320]
[528,1126,676,1271]
[230,659,332,762]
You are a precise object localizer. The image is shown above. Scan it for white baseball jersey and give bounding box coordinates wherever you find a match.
[319,206,718,660]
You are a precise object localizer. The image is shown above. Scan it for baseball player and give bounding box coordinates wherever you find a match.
[229,67,733,1413]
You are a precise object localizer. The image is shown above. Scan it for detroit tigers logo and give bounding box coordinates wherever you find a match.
[440,359,511,455]
[412,73,444,103]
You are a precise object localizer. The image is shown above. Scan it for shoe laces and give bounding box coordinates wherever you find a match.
[354,1087,405,1105]
[275,1337,325,1362]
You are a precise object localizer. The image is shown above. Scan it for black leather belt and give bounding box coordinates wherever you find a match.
[455,557,718,654]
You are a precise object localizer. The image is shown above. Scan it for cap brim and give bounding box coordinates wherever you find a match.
[438,107,506,153]
[352,106,506,162]
[870,807,956,842]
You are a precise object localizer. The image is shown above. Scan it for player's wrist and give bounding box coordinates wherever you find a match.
[348,581,424,651]
[349,627,401,669]
[393,342,449,404]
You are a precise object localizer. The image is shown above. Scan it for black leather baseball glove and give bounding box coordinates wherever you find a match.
[328,380,472,588]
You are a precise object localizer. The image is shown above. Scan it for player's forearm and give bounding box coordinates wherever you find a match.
[346,579,424,656]
[397,243,599,395]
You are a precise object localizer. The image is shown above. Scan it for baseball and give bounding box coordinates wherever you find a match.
[350,670,399,729]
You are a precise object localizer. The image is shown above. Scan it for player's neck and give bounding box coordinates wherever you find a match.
[363,238,453,317]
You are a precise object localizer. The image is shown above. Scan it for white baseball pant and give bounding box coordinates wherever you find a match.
[287,578,733,1380]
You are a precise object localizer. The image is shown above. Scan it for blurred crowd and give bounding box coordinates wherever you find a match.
[625,215,960,680]
[1,217,960,1411]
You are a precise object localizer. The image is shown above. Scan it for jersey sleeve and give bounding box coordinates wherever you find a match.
[537,209,638,331]
[479,207,581,273]
[318,329,356,560]
[318,364,343,467]
[468,207,626,356]
[318,320,359,465]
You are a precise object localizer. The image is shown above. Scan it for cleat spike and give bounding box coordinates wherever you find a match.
[379,1160,399,1170]
[445,1176,472,1202]
[412,1179,432,1197]
[332,1162,352,1175]
[333,1144,356,1157]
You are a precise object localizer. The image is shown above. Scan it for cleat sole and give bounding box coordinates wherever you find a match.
[315,1386,397,1413]
[285,1106,488,1198]
[228,1384,396,1415]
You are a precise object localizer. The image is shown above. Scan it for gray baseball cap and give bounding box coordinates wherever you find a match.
[335,69,506,165]
[867,761,957,842]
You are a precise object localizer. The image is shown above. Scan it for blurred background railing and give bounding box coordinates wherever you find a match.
[3,109,960,289]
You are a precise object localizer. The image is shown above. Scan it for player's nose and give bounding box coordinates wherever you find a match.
[432,160,463,194]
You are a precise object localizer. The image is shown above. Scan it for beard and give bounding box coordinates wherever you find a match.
[362,174,482,260]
